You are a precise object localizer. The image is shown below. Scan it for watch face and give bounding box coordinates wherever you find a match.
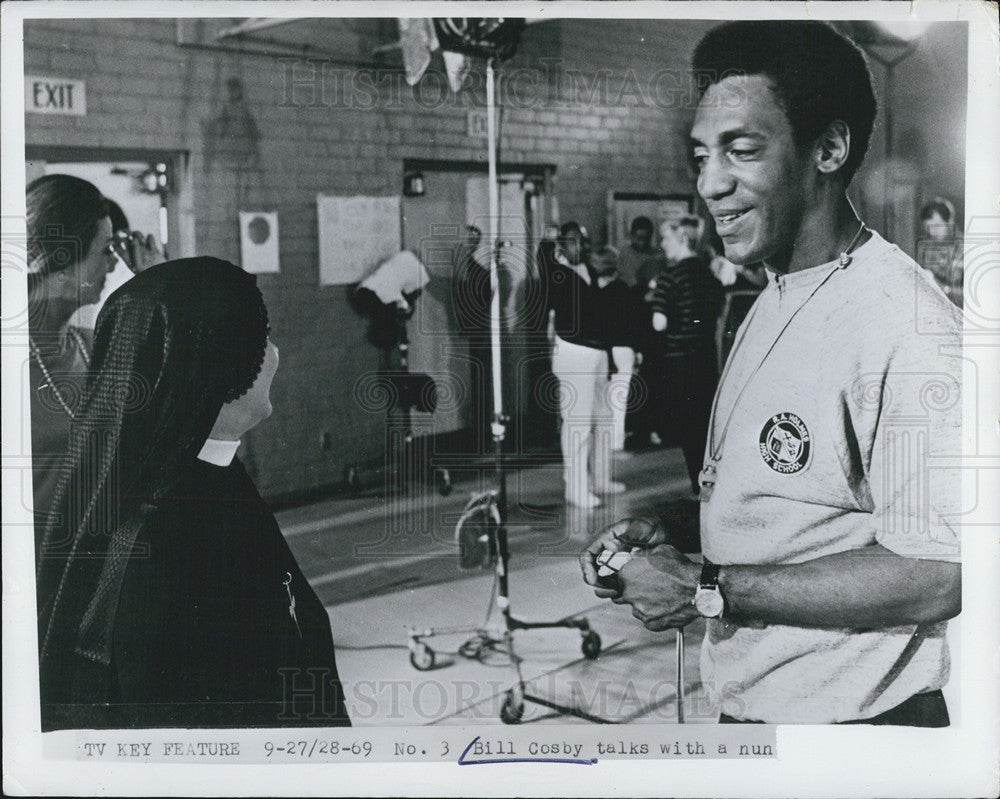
[695,588,725,618]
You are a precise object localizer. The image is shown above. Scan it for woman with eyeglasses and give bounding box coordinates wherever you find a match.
[26,175,161,533]
[26,175,121,531]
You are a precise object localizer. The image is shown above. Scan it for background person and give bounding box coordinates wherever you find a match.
[26,175,117,529]
[27,176,164,530]
[453,225,490,336]
[615,215,661,291]
[619,218,663,448]
[626,218,672,451]
[649,215,723,495]
[590,245,644,454]
[709,231,768,369]
[70,197,164,330]
[538,222,621,508]
[917,197,963,307]
[36,258,351,730]
[452,225,494,453]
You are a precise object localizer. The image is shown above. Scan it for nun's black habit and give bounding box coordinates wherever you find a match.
[36,258,350,730]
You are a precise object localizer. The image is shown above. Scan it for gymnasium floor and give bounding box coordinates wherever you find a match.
[275,447,715,725]
[276,442,962,726]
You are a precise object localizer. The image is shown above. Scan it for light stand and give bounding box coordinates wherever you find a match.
[407,57,605,725]
[138,162,171,259]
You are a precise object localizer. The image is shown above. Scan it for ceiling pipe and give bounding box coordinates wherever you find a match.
[216,17,301,40]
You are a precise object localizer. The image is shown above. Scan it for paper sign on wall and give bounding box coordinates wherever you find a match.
[239,212,280,273]
[317,195,401,285]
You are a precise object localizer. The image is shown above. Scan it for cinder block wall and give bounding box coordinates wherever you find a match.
[22,17,715,497]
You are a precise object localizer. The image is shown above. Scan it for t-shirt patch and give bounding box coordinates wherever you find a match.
[758,411,811,473]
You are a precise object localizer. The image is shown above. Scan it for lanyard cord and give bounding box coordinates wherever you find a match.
[706,224,867,463]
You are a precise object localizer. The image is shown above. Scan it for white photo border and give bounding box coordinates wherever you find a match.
[3,1,998,796]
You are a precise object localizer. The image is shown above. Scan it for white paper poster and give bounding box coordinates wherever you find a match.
[239,211,280,273]
[317,194,400,285]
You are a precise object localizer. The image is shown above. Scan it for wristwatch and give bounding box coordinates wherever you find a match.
[693,560,725,618]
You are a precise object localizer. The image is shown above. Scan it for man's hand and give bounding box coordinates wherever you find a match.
[580,517,668,598]
[614,545,701,631]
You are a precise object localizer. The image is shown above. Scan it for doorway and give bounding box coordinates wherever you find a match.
[400,163,552,453]
[25,147,191,328]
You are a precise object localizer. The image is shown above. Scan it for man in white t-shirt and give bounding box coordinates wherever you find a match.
[581,21,962,725]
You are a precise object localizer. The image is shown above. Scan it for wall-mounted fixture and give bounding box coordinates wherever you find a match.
[140,162,170,194]
[403,171,425,197]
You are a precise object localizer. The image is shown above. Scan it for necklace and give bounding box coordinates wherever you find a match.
[838,222,867,268]
[699,222,868,502]
[29,327,92,420]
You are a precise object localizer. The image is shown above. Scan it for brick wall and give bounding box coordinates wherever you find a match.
[21,17,715,497]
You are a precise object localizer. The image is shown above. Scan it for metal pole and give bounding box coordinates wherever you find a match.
[863,41,917,244]
[882,61,894,239]
[486,59,503,430]
[676,629,685,723]
[486,58,513,635]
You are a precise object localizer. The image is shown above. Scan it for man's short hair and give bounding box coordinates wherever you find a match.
[559,221,584,243]
[630,216,654,234]
[692,21,877,184]
[666,215,704,250]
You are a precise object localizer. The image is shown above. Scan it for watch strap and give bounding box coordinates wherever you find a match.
[699,559,721,589]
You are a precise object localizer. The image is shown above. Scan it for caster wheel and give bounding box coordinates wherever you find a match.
[581,631,601,660]
[409,643,435,671]
[500,689,524,724]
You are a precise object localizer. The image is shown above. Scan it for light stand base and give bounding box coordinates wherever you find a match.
[405,475,609,723]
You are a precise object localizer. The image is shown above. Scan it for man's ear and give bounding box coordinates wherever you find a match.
[814,120,851,175]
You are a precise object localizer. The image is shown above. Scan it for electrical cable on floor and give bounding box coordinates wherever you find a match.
[454,570,514,666]
[482,569,499,626]
[449,570,620,667]
[457,632,513,667]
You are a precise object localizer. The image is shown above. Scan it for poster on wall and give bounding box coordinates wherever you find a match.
[317,194,401,285]
[239,211,280,273]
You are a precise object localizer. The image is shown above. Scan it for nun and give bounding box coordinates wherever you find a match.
[36,257,350,730]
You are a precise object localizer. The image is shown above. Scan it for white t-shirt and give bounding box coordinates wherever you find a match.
[700,232,962,723]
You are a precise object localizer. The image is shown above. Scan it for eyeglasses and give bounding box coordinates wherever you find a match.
[104,231,131,263]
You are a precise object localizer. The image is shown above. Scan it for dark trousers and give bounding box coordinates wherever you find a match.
[468,339,494,455]
[649,341,718,492]
[629,340,718,477]
[628,341,666,447]
[719,690,950,727]
[663,347,717,492]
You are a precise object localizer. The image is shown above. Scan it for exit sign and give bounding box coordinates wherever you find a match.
[25,76,86,115]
